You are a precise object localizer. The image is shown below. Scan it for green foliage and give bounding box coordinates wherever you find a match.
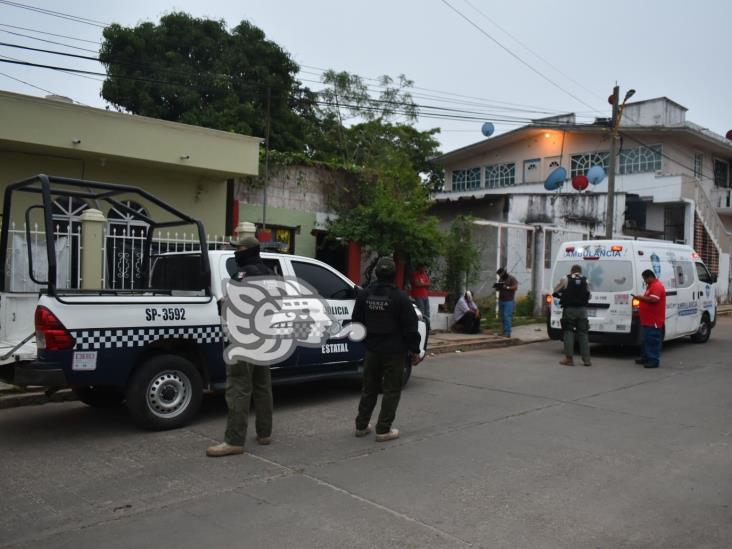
[319,71,418,124]
[99,15,445,261]
[515,292,536,317]
[99,13,309,152]
[442,216,481,307]
[326,181,442,266]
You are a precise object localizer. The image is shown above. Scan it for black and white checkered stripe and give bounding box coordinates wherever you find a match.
[71,325,223,351]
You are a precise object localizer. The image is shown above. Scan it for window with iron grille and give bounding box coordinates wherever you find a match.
[484,162,516,188]
[570,152,609,177]
[693,153,703,180]
[714,159,730,188]
[452,167,481,192]
[619,144,662,174]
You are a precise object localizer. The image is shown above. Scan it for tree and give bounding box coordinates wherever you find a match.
[442,216,481,307]
[99,12,309,152]
[327,181,443,270]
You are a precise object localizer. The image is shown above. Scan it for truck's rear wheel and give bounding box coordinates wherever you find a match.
[691,314,712,343]
[126,355,202,430]
[74,386,125,408]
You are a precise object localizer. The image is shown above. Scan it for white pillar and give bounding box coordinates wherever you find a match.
[80,209,107,289]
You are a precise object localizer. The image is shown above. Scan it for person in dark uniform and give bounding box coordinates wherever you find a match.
[353,256,422,442]
[207,235,275,457]
[553,264,592,366]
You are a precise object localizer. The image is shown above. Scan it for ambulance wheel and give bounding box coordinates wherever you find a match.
[691,314,712,343]
[126,354,203,430]
[73,386,125,408]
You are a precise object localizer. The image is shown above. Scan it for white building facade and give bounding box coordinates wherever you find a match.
[432,98,732,302]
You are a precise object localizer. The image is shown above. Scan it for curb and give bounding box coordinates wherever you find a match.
[428,336,548,355]
[0,389,76,409]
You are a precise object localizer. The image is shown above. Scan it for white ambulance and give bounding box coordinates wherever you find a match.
[546,240,717,345]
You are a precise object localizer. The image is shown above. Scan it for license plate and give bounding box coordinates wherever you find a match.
[587,308,598,317]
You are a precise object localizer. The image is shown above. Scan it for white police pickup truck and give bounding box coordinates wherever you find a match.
[0,175,427,430]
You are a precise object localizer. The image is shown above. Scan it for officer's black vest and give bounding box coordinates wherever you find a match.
[363,284,401,334]
[561,275,589,307]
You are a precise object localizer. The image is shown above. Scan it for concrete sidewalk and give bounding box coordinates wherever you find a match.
[427,322,548,355]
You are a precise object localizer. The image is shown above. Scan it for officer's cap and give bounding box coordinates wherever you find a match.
[230,235,260,249]
[375,257,396,278]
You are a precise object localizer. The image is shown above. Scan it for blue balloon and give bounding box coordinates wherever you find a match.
[481,122,495,137]
[544,167,566,190]
[587,165,606,185]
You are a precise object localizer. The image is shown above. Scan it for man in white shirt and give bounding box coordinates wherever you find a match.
[452,291,481,334]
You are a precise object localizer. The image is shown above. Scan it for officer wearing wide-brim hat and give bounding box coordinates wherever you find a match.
[352,256,421,442]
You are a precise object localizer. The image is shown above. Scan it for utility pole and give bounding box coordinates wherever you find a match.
[605,86,636,239]
[262,86,271,231]
[605,85,620,239]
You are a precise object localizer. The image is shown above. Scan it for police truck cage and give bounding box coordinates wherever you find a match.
[0,174,212,297]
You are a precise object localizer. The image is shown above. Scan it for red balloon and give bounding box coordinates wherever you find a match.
[608,94,615,106]
[572,175,589,191]
[726,130,732,140]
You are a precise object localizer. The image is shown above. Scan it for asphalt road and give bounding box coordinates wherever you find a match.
[2,319,731,549]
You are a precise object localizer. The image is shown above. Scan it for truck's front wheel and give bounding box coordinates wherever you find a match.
[690,314,712,343]
[126,355,203,430]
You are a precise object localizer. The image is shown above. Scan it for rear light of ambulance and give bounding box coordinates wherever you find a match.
[632,298,640,316]
[545,294,553,304]
[35,306,75,351]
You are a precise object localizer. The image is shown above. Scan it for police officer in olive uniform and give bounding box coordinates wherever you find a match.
[207,235,275,457]
[353,257,421,442]
[554,264,592,367]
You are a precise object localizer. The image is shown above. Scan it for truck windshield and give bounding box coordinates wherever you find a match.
[552,260,633,293]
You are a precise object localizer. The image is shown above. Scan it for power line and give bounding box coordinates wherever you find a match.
[299,63,598,116]
[0,19,600,123]
[0,28,99,53]
[0,45,565,124]
[439,0,599,113]
[0,23,101,44]
[0,69,59,97]
[461,0,605,108]
[0,55,591,129]
[0,0,109,28]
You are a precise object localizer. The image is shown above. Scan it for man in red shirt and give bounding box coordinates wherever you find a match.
[410,264,431,331]
[634,269,666,368]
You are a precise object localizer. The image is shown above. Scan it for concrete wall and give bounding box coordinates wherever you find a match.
[237,203,317,258]
[234,165,358,258]
[621,99,686,127]
[645,204,665,233]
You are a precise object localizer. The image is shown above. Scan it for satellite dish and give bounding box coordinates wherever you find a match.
[572,175,589,191]
[544,166,566,191]
[587,164,606,185]
[726,129,732,140]
[481,122,495,137]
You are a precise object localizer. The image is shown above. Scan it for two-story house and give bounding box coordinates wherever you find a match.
[431,97,732,303]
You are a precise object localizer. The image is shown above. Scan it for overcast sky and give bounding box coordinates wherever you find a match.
[1,0,730,153]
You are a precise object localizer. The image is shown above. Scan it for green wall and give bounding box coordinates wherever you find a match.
[238,203,317,258]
